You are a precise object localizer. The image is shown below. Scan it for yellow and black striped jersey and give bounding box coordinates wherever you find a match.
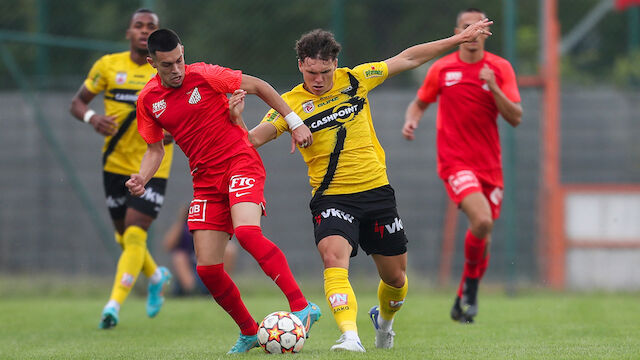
[261,62,389,196]
[84,51,173,178]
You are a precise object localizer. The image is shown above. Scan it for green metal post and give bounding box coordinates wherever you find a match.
[503,0,518,296]
[331,0,345,64]
[36,0,50,88]
[629,7,639,53]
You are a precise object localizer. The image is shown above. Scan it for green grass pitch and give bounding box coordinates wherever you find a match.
[1,278,639,359]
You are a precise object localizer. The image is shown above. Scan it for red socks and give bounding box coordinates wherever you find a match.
[457,230,488,297]
[196,264,257,335]
[235,225,307,311]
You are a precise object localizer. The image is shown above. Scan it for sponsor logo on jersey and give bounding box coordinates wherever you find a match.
[445,71,463,86]
[329,293,348,308]
[302,100,315,113]
[305,97,366,132]
[229,175,256,192]
[374,217,404,239]
[482,82,490,91]
[340,85,353,94]
[364,65,384,78]
[320,208,354,223]
[188,199,207,222]
[448,170,480,195]
[266,110,280,122]
[115,72,127,85]
[188,87,202,104]
[152,99,167,118]
[317,96,340,107]
[114,92,138,103]
[490,187,503,206]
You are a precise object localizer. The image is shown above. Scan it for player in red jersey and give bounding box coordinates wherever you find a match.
[126,29,320,354]
[403,8,522,323]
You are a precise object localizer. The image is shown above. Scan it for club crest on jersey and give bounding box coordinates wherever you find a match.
[115,72,127,85]
[152,99,167,118]
[188,87,201,104]
[302,100,315,113]
[445,71,462,86]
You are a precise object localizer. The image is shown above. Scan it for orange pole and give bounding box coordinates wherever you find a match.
[541,0,564,289]
[439,200,459,286]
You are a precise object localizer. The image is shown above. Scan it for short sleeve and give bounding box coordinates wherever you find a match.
[497,60,521,103]
[260,108,288,138]
[352,62,388,91]
[136,90,164,144]
[83,55,109,94]
[201,64,242,94]
[416,62,441,104]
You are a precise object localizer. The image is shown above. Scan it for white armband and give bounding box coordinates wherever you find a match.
[284,112,304,131]
[83,109,96,124]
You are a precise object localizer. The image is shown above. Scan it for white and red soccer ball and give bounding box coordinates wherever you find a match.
[257,311,306,354]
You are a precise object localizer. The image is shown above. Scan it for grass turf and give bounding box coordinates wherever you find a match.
[1,281,639,359]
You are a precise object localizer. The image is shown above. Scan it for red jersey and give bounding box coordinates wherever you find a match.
[137,62,249,172]
[417,51,520,186]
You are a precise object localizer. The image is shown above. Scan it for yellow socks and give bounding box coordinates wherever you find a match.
[109,226,147,304]
[115,231,158,278]
[324,267,358,333]
[376,276,408,331]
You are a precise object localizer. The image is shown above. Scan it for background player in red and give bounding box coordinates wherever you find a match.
[126,29,320,354]
[403,8,522,323]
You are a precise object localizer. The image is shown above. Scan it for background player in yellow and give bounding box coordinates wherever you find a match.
[232,20,492,352]
[69,8,173,329]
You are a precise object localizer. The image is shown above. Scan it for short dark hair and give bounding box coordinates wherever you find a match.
[129,8,157,26]
[456,8,486,25]
[147,29,182,56]
[295,29,341,62]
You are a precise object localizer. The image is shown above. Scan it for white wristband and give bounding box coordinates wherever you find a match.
[83,109,96,124]
[284,112,304,131]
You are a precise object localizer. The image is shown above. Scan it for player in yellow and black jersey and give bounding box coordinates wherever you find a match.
[233,23,492,352]
[70,8,173,330]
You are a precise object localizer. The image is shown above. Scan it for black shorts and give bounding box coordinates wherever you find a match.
[309,185,408,257]
[103,171,167,220]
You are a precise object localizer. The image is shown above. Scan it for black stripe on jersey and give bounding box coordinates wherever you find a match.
[102,110,136,165]
[315,126,347,197]
[104,89,139,105]
[343,73,359,97]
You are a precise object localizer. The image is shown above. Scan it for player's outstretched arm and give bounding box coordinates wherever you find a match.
[126,141,164,196]
[70,85,118,136]
[240,74,313,148]
[403,97,430,140]
[385,18,493,77]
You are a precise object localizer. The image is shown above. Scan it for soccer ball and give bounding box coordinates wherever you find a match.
[257,311,306,354]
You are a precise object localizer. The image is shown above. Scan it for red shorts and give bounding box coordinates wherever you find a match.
[187,150,266,234]
[442,169,503,219]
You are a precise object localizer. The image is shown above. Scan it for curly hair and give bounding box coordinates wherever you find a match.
[295,29,342,61]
